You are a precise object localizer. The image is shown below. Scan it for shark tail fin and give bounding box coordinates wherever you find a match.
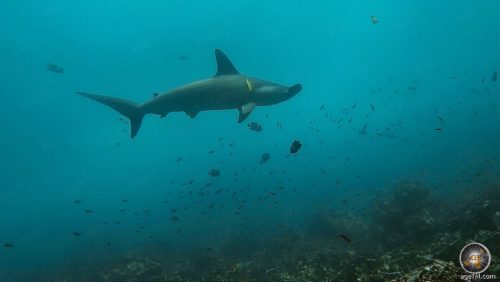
[76,92,144,138]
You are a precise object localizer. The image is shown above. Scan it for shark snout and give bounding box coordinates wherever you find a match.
[288,84,302,96]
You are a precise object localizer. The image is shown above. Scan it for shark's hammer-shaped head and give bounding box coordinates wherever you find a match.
[251,81,302,106]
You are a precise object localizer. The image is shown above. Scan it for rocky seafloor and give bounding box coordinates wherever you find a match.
[20,181,500,281]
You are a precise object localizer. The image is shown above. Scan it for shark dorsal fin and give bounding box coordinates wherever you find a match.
[214,49,239,77]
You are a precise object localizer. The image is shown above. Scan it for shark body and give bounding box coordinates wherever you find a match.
[77,49,302,138]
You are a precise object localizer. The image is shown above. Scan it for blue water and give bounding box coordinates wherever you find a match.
[1,1,499,279]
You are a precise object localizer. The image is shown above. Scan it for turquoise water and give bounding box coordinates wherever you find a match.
[0,1,499,280]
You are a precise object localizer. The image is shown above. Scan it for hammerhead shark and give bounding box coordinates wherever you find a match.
[77,49,302,138]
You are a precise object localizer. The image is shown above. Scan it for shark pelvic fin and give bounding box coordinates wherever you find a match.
[185,110,199,119]
[238,102,257,123]
[214,49,239,77]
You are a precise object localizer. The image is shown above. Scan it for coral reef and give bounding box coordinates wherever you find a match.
[17,181,500,281]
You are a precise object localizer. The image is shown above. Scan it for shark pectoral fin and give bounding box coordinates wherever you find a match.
[238,102,257,123]
[185,111,199,119]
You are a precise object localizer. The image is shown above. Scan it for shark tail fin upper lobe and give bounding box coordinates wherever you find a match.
[76,92,144,138]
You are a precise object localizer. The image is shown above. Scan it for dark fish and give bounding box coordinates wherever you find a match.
[260,153,271,164]
[178,55,190,61]
[320,104,325,110]
[371,15,378,24]
[492,70,498,82]
[339,234,351,243]
[3,243,13,248]
[72,232,81,237]
[208,168,220,177]
[1,272,14,279]
[152,93,159,98]
[171,216,179,221]
[208,150,216,154]
[84,209,93,214]
[248,122,263,132]
[435,128,443,131]
[290,140,302,154]
[176,157,182,163]
[73,200,82,204]
[46,63,64,74]
[121,199,128,203]
[370,104,375,111]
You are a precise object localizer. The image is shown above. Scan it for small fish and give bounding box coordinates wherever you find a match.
[248,122,263,132]
[73,200,82,204]
[371,16,378,24]
[492,70,498,82]
[84,209,93,214]
[320,104,325,110]
[208,168,220,177]
[290,140,302,154]
[3,243,14,248]
[46,63,64,74]
[171,216,179,221]
[435,128,443,131]
[178,55,190,61]
[72,232,81,237]
[339,234,352,243]
[370,104,375,111]
[208,150,216,154]
[260,153,271,164]
[121,199,128,203]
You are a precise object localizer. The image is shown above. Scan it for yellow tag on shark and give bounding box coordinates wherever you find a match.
[245,78,254,93]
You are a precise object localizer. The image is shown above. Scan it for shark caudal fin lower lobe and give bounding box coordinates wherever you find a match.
[76,92,144,138]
